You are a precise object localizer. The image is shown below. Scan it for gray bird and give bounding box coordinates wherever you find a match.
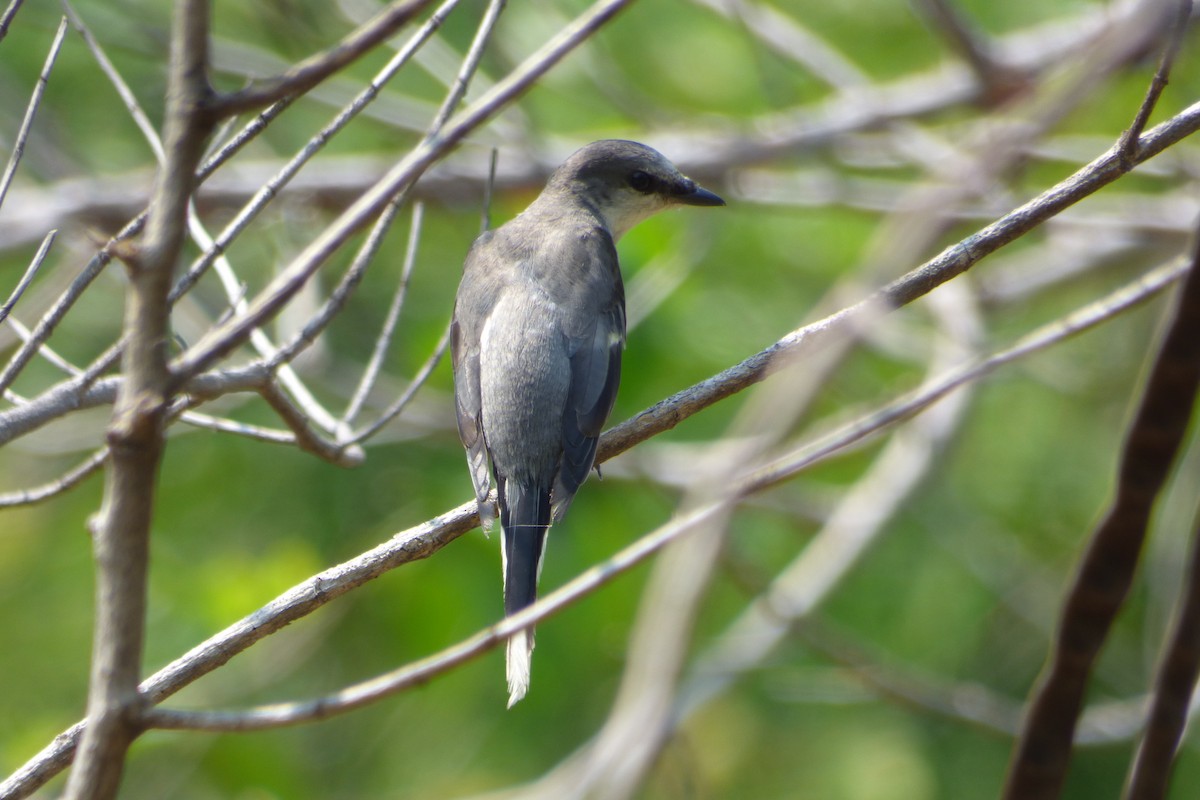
[451,139,724,706]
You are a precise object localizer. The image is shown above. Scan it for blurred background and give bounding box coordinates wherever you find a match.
[1,0,1199,797]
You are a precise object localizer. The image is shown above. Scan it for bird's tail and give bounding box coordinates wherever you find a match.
[497,476,550,707]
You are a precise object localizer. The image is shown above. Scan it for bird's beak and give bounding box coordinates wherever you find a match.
[676,181,725,207]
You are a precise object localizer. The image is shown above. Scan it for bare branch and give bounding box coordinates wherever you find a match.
[0,0,24,44]
[0,447,108,508]
[1003,223,1200,798]
[210,0,437,118]
[1117,0,1193,168]
[0,16,66,213]
[1124,507,1200,799]
[65,0,216,794]
[258,381,365,467]
[341,320,450,446]
[341,202,425,427]
[0,230,56,326]
[912,0,1014,96]
[62,1,165,162]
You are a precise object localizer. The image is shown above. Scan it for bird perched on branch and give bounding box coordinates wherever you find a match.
[451,139,724,706]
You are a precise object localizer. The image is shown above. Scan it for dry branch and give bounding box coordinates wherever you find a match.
[1002,223,1200,798]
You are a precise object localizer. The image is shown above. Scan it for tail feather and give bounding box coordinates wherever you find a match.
[506,629,533,708]
[497,476,550,706]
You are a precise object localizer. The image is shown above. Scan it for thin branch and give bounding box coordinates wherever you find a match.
[341,202,425,427]
[0,230,56,326]
[1124,506,1200,799]
[429,0,508,131]
[210,0,437,118]
[912,0,1012,95]
[341,319,450,446]
[0,203,138,398]
[678,321,974,721]
[0,16,67,213]
[0,0,24,43]
[0,448,108,508]
[1117,0,1193,168]
[258,381,365,467]
[801,621,1154,746]
[62,1,165,163]
[176,410,294,444]
[71,0,344,437]
[1003,224,1200,798]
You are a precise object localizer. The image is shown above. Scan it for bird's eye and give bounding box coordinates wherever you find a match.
[628,171,654,194]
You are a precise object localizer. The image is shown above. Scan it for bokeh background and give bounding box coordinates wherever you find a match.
[2,0,1199,797]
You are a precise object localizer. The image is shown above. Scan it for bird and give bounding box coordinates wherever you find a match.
[450,139,724,706]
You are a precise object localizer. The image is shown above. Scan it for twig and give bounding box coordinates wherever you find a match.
[341,320,450,446]
[1002,224,1200,797]
[0,230,56,326]
[912,0,1009,94]
[0,0,24,44]
[335,0,502,431]
[210,0,436,118]
[62,1,165,163]
[428,0,508,131]
[1117,0,1193,169]
[4,315,79,376]
[70,0,343,437]
[341,202,425,427]
[258,381,365,467]
[0,201,140,399]
[177,411,294,444]
[0,448,108,508]
[1124,506,1200,799]
[0,16,67,213]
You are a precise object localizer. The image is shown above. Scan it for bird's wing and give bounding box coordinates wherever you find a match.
[452,236,499,516]
[553,293,625,521]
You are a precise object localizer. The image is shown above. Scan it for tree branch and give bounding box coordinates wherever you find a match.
[0,16,66,213]
[1002,223,1200,797]
[64,0,215,796]
[209,0,437,118]
[1124,507,1200,799]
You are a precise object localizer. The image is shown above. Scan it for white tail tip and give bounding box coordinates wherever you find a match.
[506,629,534,708]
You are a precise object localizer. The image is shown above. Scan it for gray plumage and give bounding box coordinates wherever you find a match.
[451,140,724,706]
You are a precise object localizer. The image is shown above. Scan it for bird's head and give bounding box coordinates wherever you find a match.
[547,139,724,240]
